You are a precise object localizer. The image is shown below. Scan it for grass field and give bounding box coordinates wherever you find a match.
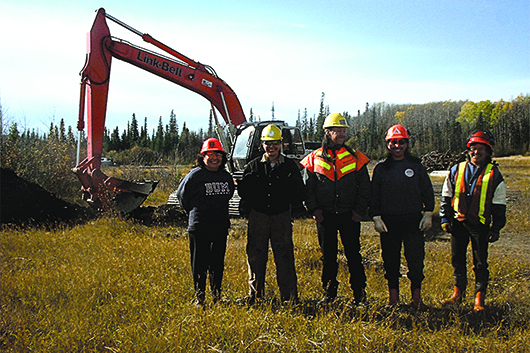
[1,157,529,352]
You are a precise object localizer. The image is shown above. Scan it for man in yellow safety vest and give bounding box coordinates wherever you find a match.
[440,130,507,312]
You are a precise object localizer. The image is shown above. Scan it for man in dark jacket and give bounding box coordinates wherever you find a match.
[370,124,435,308]
[238,124,305,303]
[301,113,371,305]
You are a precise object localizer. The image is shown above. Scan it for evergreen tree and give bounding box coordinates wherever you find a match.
[109,127,121,151]
[154,117,164,152]
[315,92,326,141]
[207,110,215,137]
[140,117,148,147]
[130,113,140,145]
[59,118,66,143]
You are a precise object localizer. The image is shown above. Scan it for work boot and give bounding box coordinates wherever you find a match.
[473,292,485,312]
[388,288,399,306]
[411,288,426,309]
[318,281,338,305]
[194,292,205,307]
[441,286,464,306]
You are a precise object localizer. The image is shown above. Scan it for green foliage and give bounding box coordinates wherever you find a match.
[0,118,81,204]
[1,94,528,206]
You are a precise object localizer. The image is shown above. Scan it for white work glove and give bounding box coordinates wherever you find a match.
[419,211,433,232]
[372,216,388,233]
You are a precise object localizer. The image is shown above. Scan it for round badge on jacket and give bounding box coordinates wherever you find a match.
[405,168,414,177]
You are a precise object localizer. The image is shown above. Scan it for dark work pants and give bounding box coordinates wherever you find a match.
[380,213,425,293]
[188,228,228,297]
[450,220,490,294]
[316,211,366,294]
[246,209,298,301]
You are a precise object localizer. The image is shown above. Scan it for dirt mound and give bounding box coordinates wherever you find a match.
[1,167,187,228]
[1,167,96,227]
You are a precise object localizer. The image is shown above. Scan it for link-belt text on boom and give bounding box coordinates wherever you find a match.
[136,51,183,77]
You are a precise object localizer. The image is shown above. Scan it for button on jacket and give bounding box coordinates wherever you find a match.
[238,154,305,215]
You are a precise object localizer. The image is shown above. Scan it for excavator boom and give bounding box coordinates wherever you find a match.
[73,8,246,211]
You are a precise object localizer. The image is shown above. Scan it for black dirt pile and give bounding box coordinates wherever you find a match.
[127,204,188,226]
[1,167,96,228]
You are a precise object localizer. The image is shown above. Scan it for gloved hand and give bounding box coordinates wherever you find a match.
[441,222,452,233]
[373,216,388,233]
[419,211,433,231]
[351,210,363,223]
[488,231,500,243]
[312,209,324,223]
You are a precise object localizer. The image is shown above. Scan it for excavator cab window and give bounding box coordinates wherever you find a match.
[231,125,256,171]
[282,127,305,156]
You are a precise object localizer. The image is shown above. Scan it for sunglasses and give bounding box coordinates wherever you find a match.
[205,152,223,158]
[388,139,408,145]
[263,140,281,146]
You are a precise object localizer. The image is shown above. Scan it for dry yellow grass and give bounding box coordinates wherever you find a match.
[1,157,529,352]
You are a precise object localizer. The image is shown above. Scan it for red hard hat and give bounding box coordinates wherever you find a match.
[200,138,225,154]
[385,124,410,140]
[467,130,494,148]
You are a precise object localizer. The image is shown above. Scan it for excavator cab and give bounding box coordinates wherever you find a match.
[229,121,306,176]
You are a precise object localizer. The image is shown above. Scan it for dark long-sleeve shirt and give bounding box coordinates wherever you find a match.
[370,157,434,217]
[238,154,305,215]
[176,166,235,232]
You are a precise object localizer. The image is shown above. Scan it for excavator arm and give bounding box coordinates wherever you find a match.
[73,8,246,212]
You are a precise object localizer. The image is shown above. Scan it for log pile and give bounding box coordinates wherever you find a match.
[421,150,467,173]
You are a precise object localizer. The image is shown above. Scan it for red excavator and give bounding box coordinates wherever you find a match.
[73,8,305,213]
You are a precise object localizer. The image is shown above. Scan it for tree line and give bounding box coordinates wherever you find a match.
[296,93,529,160]
[2,94,529,173]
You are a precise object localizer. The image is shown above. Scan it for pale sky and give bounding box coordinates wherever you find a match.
[1,0,528,135]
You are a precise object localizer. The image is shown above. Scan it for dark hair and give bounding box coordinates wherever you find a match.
[321,129,357,162]
[381,142,422,169]
[195,152,227,170]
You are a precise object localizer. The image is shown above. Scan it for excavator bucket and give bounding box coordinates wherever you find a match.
[109,178,158,213]
[72,160,158,213]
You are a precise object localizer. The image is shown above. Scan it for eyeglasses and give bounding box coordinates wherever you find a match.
[263,140,281,146]
[469,146,486,153]
[388,139,407,145]
[205,152,223,158]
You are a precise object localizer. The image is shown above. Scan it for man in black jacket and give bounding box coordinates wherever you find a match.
[301,113,371,305]
[238,124,305,303]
